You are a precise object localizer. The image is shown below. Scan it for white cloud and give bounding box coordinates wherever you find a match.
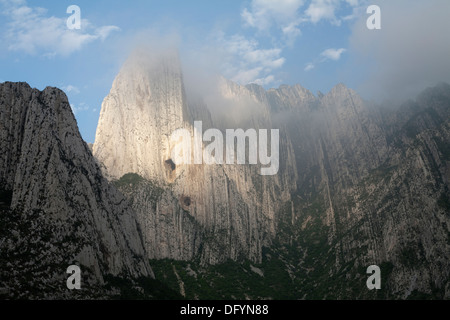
[220,0,309,86]
[254,75,275,86]
[242,0,305,43]
[1,0,120,57]
[62,85,80,94]
[242,0,305,30]
[282,21,302,40]
[305,0,362,24]
[231,67,264,85]
[243,0,362,30]
[345,0,359,6]
[96,25,121,41]
[304,47,346,72]
[321,48,346,61]
[342,1,368,21]
[304,62,315,71]
[71,102,89,115]
[213,0,362,85]
[243,47,285,68]
[235,0,362,83]
[305,0,340,24]
[216,33,285,86]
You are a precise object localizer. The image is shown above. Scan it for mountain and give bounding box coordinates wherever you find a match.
[1,51,449,300]
[94,49,450,299]
[0,82,158,299]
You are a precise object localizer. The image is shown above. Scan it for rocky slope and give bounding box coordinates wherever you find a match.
[0,82,153,299]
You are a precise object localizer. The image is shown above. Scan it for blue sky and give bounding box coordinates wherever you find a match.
[1,0,450,143]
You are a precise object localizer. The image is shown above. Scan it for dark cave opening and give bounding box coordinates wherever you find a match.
[164,159,176,171]
[183,196,191,207]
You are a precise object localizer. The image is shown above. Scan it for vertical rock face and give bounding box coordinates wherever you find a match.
[94,51,296,264]
[94,49,188,181]
[0,82,152,298]
[93,48,450,298]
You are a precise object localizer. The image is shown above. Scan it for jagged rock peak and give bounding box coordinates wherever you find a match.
[326,82,358,99]
[94,46,188,180]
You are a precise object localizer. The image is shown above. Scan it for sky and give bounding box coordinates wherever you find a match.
[1,0,450,143]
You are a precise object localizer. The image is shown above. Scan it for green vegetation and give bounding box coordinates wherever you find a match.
[0,188,13,209]
[103,274,183,300]
[113,173,145,188]
[437,192,450,211]
[113,173,165,208]
[406,290,435,300]
[150,257,298,300]
[367,164,398,185]
[379,261,394,280]
[0,204,180,299]
[433,137,450,161]
[399,246,420,268]
[403,121,419,139]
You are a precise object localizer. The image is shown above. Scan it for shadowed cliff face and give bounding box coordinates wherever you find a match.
[93,49,450,298]
[250,82,450,299]
[0,82,153,299]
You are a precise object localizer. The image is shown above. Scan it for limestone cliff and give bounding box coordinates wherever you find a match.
[93,48,450,298]
[94,51,296,264]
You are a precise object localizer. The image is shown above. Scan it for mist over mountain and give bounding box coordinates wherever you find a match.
[93,49,450,299]
[1,47,449,299]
